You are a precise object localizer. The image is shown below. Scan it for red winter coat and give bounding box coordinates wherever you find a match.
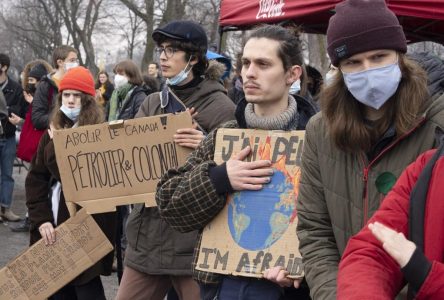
[338,149,444,299]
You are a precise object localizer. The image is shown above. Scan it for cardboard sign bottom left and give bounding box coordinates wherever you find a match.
[0,209,113,300]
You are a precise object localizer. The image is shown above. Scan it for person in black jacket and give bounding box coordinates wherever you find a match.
[106,60,150,121]
[0,53,27,221]
[31,45,78,130]
[409,51,444,98]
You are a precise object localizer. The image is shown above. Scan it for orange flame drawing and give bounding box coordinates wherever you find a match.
[256,135,301,223]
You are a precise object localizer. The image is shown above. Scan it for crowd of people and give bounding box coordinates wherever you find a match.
[0,0,443,299]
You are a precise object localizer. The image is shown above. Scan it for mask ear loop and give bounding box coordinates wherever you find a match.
[183,55,193,73]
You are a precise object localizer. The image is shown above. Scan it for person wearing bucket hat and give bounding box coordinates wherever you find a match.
[117,20,235,300]
[296,0,444,298]
[26,66,116,300]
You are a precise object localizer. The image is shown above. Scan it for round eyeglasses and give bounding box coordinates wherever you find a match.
[154,46,177,58]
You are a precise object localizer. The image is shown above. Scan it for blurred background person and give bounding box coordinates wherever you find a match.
[10,59,52,232]
[142,74,160,93]
[0,53,27,222]
[106,59,150,121]
[95,71,114,109]
[147,61,165,90]
[32,45,78,130]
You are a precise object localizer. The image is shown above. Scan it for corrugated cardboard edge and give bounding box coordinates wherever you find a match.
[76,193,156,214]
[196,128,305,279]
[0,209,113,300]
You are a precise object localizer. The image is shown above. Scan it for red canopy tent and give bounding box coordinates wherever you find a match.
[219,0,444,45]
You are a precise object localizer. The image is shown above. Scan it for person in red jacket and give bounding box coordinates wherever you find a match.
[338,144,444,299]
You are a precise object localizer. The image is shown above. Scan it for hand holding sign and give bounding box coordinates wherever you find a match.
[39,222,56,245]
[174,128,204,149]
[226,146,273,191]
[264,266,303,288]
[48,123,56,139]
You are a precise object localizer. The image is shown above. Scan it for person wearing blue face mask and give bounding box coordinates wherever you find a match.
[116,20,235,300]
[32,45,79,131]
[26,66,116,299]
[296,0,444,299]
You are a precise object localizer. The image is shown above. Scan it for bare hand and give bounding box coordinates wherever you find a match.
[174,128,204,149]
[186,107,199,119]
[226,146,273,191]
[39,222,56,245]
[23,91,33,103]
[47,123,55,139]
[264,266,303,288]
[8,113,22,125]
[369,222,416,268]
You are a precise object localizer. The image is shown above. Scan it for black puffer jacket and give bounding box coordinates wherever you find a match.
[117,85,152,120]
[409,51,444,98]
[1,77,27,137]
[31,74,58,130]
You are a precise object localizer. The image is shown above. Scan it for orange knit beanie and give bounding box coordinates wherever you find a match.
[59,66,96,96]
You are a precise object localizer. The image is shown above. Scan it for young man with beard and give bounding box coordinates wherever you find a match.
[155,25,309,300]
[116,20,235,300]
[0,53,27,222]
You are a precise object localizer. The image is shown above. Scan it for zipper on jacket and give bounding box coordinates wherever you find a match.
[362,166,369,225]
[359,117,426,227]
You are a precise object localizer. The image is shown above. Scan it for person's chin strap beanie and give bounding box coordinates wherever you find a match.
[327,0,407,66]
[59,66,95,96]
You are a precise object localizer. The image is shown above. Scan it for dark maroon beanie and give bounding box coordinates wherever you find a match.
[327,0,407,66]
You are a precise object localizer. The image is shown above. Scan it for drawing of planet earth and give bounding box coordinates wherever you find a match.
[228,169,296,251]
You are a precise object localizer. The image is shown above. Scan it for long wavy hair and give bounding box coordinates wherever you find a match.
[51,92,104,129]
[95,70,110,89]
[321,53,429,153]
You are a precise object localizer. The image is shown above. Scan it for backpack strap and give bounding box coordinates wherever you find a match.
[409,127,444,249]
[160,86,187,114]
[159,86,207,134]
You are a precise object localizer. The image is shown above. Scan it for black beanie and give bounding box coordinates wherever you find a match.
[29,63,48,81]
[327,0,407,66]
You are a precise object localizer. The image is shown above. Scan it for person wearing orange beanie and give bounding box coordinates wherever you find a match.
[26,66,116,299]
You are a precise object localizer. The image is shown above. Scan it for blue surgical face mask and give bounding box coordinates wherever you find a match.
[166,58,192,86]
[60,104,81,121]
[289,79,301,95]
[64,61,79,72]
[343,62,402,110]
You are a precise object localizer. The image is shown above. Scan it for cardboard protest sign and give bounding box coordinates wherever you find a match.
[53,112,193,213]
[0,209,113,300]
[196,128,305,278]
